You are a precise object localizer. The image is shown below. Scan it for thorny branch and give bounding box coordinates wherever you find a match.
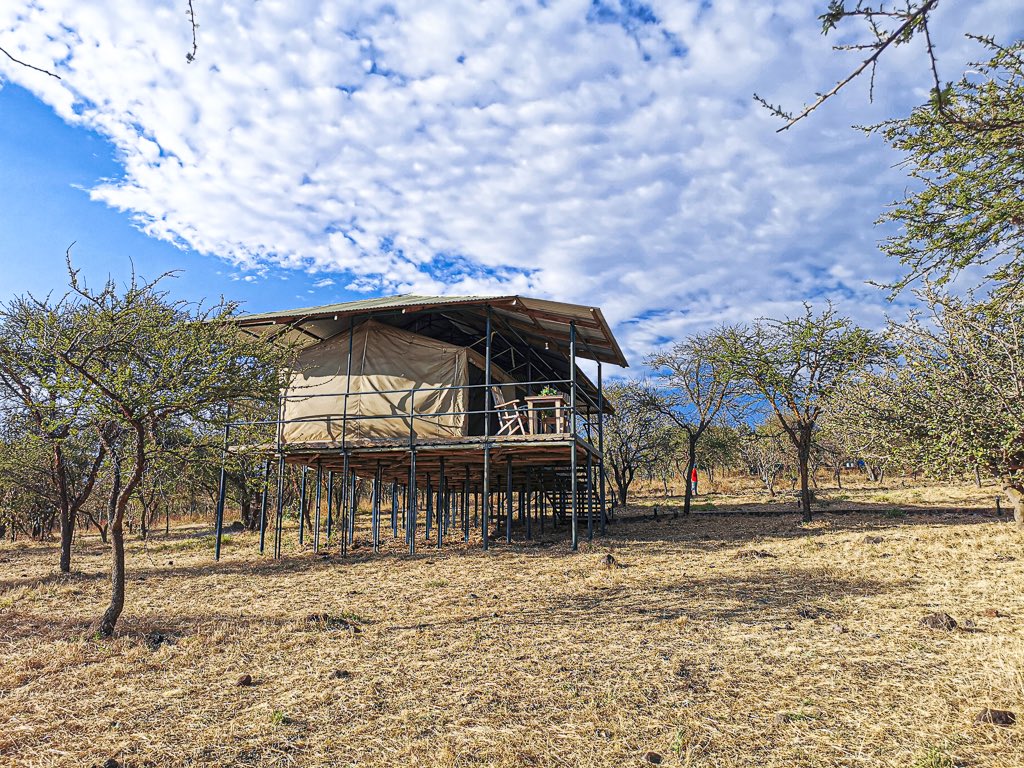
[754,0,942,132]
[186,0,198,63]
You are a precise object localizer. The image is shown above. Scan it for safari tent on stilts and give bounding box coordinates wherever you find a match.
[215,294,628,557]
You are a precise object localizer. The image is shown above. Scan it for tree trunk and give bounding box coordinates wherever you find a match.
[97,513,125,638]
[97,450,123,638]
[798,431,812,523]
[96,427,146,639]
[58,508,74,573]
[681,432,696,517]
[240,495,256,530]
[1004,483,1023,528]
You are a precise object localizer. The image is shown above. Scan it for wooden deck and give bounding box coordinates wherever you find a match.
[273,432,598,485]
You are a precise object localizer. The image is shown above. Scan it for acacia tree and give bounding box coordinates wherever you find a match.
[645,331,743,516]
[860,291,1024,522]
[875,39,1024,298]
[697,424,742,485]
[603,381,672,507]
[0,295,108,572]
[716,304,890,521]
[44,266,289,636]
[738,421,790,498]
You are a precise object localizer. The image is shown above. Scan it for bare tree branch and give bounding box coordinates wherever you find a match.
[0,44,60,80]
[186,0,198,63]
[754,0,941,132]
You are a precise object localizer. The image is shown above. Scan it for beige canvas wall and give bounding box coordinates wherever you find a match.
[282,320,470,442]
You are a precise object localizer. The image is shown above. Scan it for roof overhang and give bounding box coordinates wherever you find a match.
[236,293,629,368]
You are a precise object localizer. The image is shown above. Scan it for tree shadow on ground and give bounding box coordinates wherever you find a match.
[0,505,1009,593]
[381,563,897,634]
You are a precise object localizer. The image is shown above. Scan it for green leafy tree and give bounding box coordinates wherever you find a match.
[716,304,891,521]
[737,420,790,498]
[603,381,672,507]
[859,290,1024,521]
[645,331,744,516]
[44,266,290,636]
[874,39,1024,297]
[693,424,742,486]
[0,294,108,571]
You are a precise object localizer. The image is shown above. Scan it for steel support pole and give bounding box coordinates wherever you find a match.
[425,474,433,540]
[258,457,271,555]
[326,470,335,541]
[462,468,470,542]
[340,452,350,556]
[408,451,417,554]
[569,321,578,551]
[297,466,308,547]
[524,467,532,540]
[372,464,381,553]
[391,479,398,538]
[438,457,446,549]
[505,456,513,543]
[313,462,323,553]
[274,455,285,559]
[482,305,492,551]
[347,469,356,546]
[214,412,230,562]
[597,360,607,535]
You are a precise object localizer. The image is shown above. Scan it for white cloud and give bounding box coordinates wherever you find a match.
[1,0,1020,367]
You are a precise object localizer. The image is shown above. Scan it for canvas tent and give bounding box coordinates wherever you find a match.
[282,319,512,443]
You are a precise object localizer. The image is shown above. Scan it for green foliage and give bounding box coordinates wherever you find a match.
[603,381,673,506]
[851,290,1024,517]
[0,262,295,633]
[714,304,891,519]
[874,38,1024,297]
[910,746,954,768]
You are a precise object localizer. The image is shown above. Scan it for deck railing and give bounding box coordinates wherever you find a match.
[229,376,602,451]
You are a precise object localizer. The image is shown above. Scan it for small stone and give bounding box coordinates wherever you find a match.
[735,549,775,559]
[974,708,1015,726]
[920,612,958,631]
[144,631,169,650]
[236,674,253,687]
[644,751,663,765]
[329,669,352,680]
[963,619,977,629]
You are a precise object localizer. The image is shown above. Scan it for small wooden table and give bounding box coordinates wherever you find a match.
[524,395,567,435]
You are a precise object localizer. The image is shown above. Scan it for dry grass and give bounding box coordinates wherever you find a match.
[2,482,1023,767]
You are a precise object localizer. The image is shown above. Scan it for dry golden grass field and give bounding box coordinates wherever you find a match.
[1,478,1022,768]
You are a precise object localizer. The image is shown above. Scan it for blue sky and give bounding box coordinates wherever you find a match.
[1,0,1021,365]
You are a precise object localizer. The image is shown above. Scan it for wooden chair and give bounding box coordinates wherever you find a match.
[491,386,527,436]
